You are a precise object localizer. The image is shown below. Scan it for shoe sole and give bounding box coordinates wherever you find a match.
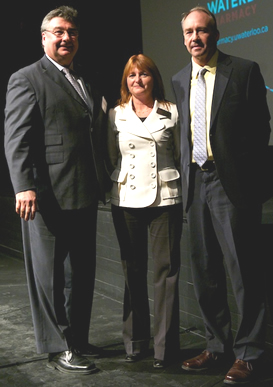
[153,364,165,369]
[125,355,142,363]
[181,365,209,371]
[224,379,250,385]
[47,361,97,375]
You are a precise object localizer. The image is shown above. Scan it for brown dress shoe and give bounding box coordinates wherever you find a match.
[182,350,218,371]
[224,359,253,384]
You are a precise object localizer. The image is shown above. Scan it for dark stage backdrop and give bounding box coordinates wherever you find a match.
[1,1,142,194]
[141,0,273,144]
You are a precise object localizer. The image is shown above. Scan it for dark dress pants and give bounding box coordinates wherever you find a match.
[187,166,266,361]
[112,203,183,361]
[21,203,98,354]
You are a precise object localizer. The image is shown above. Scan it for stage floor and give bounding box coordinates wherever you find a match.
[0,251,273,387]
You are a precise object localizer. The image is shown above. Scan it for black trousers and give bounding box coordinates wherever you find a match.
[187,166,266,361]
[112,203,183,360]
[21,202,98,354]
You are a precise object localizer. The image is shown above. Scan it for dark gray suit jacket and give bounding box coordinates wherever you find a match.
[5,55,109,210]
[172,50,271,211]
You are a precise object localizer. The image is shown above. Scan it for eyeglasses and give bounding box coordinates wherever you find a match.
[44,29,79,38]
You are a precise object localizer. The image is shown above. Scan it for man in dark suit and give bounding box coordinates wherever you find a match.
[4,6,109,375]
[172,6,271,385]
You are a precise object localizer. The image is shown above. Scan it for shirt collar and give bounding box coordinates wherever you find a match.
[191,50,219,78]
[45,54,74,72]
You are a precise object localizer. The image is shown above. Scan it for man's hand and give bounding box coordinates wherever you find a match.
[15,190,37,221]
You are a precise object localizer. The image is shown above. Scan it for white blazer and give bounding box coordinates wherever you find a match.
[107,99,182,208]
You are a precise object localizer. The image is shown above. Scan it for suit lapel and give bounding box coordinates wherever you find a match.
[119,100,154,139]
[41,56,91,111]
[175,54,232,137]
[176,63,192,142]
[210,52,232,131]
[80,77,94,113]
[121,100,172,140]
[143,101,167,135]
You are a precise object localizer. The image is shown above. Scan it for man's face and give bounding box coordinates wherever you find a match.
[42,17,79,66]
[183,11,219,66]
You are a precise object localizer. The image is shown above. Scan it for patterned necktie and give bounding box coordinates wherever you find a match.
[62,67,88,104]
[193,68,208,167]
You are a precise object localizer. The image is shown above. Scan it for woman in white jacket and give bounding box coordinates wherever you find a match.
[107,54,183,368]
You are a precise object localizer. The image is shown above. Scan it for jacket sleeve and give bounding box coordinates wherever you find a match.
[247,62,271,150]
[106,108,119,176]
[4,71,38,194]
[171,105,181,171]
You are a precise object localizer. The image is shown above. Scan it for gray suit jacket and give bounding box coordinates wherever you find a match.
[172,50,271,211]
[5,55,109,210]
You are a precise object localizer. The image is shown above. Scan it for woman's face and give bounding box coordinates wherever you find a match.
[127,66,154,99]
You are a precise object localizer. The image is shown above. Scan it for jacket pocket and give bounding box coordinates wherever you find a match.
[158,168,181,199]
[158,168,180,182]
[45,135,64,164]
[45,135,63,146]
[110,168,127,183]
[110,169,128,202]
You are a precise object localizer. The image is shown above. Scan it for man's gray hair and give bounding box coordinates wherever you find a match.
[41,5,80,33]
[181,6,218,33]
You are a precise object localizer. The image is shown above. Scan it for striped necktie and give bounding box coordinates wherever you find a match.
[62,67,88,105]
[193,68,208,167]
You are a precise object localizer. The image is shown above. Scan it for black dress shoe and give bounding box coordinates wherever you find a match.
[125,353,143,362]
[153,359,165,369]
[74,343,101,358]
[47,350,97,374]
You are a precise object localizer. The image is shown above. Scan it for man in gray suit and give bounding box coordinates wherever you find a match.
[172,6,271,385]
[4,6,109,375]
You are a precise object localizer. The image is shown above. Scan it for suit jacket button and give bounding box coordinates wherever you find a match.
[130,185,136,190]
